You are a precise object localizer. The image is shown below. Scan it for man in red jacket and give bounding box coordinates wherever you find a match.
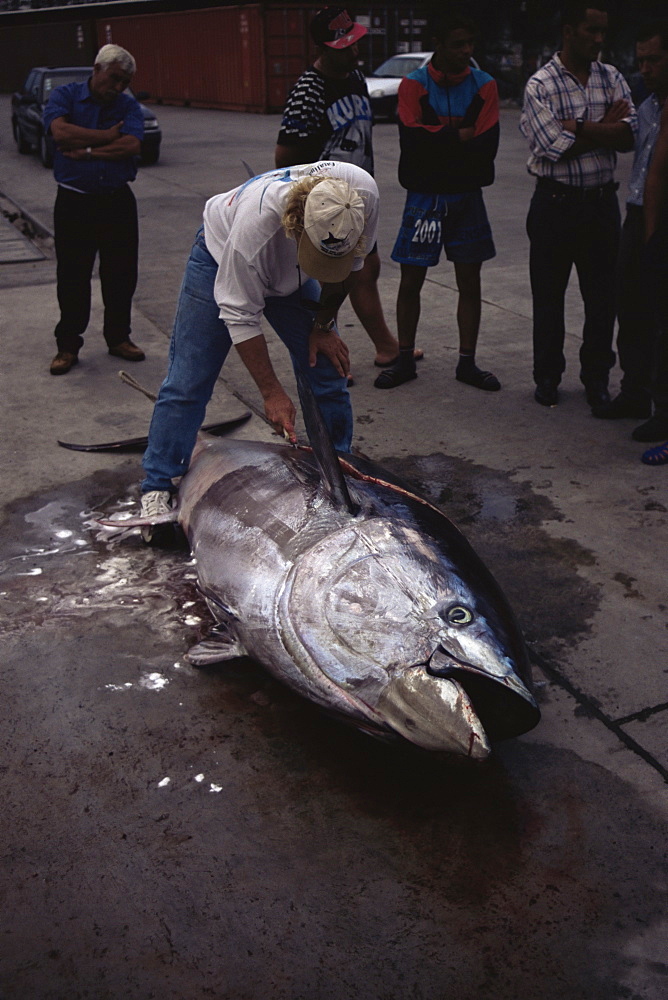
[375,9,500,391]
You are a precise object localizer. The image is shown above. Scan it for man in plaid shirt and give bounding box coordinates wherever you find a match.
[520,2,636,409]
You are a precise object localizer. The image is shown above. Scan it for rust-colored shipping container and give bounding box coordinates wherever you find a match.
[95,3,430,113]
[0,3,431,112]
[96,4,320,113]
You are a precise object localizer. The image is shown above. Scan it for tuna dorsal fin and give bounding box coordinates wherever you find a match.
[296,369,359,515]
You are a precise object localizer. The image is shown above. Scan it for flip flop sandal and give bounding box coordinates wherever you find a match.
[641,440,668,465]
[455,367,501,391]
[374,349,424,368]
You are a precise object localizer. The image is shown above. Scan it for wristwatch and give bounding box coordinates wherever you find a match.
[313,317,336,332]
[575,117,585,136]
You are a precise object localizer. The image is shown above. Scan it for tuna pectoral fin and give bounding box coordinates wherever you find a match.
[186,624,247,667]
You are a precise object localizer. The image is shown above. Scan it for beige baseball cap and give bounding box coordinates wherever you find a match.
[298,177,366,283]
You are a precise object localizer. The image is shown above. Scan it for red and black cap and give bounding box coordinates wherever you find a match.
[310,7,368,50]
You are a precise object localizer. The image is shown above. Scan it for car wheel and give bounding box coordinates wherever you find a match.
[141,148,160,166]
[39,132,54,168]
[13,119,31,154]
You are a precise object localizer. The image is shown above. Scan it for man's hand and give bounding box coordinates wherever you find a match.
[308,329,351,377]
[62,147,90,160]
[601,99,630,124]
[235,334,297,442]
[263,387,297,443]
[562,100,631,134]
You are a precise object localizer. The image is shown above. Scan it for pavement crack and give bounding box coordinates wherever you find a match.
[531,650,668,784]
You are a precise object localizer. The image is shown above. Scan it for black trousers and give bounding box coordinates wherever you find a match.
[53,184,139,353]
[647,227,668,418]
[527,181,620,386]
[616,205,656,403]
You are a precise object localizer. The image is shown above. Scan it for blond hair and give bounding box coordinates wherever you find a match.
[282,175,367,256]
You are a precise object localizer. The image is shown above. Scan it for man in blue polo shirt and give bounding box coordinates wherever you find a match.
[44,44,145,375]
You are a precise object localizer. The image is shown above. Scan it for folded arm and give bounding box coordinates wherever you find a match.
[560,99,634,156]
[520,76,635,162]
[398,76,499,152]
[49,116,140,159]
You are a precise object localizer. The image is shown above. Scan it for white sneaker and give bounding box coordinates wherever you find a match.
[140,490,175,544]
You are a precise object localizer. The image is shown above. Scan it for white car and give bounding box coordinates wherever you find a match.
[365,52,480,122]
[365,52,433,122]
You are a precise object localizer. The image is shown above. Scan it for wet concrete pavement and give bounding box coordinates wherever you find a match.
[0,98,667,999]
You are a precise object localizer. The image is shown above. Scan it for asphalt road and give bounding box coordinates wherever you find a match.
[0,97,667,1000]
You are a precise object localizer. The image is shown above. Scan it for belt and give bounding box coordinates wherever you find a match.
[535,177,619,202]
[58,183,130,198]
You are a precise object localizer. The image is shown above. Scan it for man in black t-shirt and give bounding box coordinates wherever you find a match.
[275,7,421,373]
[276,9,373,173]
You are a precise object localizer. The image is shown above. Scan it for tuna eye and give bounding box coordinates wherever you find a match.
[443,604,474,626]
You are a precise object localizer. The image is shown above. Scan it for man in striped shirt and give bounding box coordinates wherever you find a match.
[520,3,636,409]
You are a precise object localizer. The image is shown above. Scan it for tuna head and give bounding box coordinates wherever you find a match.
[277,511,539,759]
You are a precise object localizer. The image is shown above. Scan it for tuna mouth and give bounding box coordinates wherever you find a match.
[425,648,540,741]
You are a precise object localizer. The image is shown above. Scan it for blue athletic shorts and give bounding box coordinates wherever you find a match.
[391,190,496,267]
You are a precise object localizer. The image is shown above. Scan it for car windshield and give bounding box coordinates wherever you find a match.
[371,56,427,78]
[41,71,90,101]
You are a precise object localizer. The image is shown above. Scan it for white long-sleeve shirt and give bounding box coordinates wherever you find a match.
[202,161,379,344]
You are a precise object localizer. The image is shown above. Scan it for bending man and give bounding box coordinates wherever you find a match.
[140,162,379,541]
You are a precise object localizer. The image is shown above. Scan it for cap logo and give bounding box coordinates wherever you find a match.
[327,10,354,39]
[319,231,353,257]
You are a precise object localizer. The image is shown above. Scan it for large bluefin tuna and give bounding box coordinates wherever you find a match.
[80,373,540,759]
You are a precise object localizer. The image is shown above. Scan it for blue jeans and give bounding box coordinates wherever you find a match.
[142,228,352,492]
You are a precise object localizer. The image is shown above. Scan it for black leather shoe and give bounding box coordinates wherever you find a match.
[592,392,652,420]
[534,379,559,406]
[631,414,668,442]
[584,381,610,410]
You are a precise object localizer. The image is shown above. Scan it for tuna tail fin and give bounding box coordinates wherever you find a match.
[58,368,252,451]
[241,159,256,179]
[295,369,359,516]
[57,414,252,453]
